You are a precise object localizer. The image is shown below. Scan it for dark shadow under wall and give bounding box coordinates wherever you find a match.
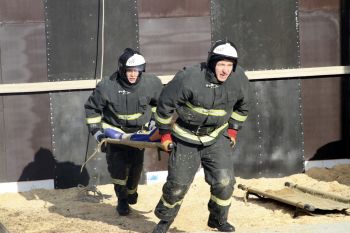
[311,140,350,160]
[18,147,90,189]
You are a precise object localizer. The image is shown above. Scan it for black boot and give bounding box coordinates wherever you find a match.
[128,192,138,205]
[152,220,173,233]
[116,199,130,216]
[207,215,235,232]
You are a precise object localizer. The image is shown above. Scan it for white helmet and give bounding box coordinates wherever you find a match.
[118,48,146,73]
[207,40,238,72]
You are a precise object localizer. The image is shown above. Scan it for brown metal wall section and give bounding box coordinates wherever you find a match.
[0,0,44,22]
[299,0,342,160]
[138,0,211,171]
[299,0,340,10]
[139,16,211,75]
[138,0,210,18]
[0,24,48,83]
[0,0,52,182]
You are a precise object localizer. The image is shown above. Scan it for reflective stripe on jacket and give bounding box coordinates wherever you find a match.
[85,72,163,130]
[156,63,250,146]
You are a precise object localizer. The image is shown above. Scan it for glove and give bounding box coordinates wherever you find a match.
[227,129,237,148]
[93,130,107,152]
[161,132,173,152]
[93,130,106,143]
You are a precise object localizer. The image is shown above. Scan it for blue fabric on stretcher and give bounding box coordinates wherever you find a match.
[130,128,160,142]
[104,128,160,142]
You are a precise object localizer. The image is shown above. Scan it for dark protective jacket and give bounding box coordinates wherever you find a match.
[155,62,250,146]
[85,71,163,133]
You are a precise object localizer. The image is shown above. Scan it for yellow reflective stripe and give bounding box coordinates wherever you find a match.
[116,112,142,120]
[161,196,183,208]
[173,123,228,143]
[231,112,247,122]
[111,178,127,186]
[86,116,102,124]
[185,102,226,116]
[127,188,137,195]
[101,122,125,133]
[151,107,157,113]
[155,112,172,124]
[210,194,231,206]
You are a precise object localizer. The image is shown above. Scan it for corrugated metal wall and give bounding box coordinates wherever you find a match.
[0,0,52,182]
[299,0,348,161]
[0,0,348,186]
[211,0,304,177]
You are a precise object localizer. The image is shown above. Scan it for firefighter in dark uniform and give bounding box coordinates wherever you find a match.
[152,40,250,232]
[84,48,163,216]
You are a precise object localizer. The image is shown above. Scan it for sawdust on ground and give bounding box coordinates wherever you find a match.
[0,164,349,233]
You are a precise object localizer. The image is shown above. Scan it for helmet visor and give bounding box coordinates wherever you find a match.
[126,64,146,72]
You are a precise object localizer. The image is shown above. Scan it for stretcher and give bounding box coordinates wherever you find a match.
[0,222,10,233]
[238,182,350,217]
[80,128,166,173]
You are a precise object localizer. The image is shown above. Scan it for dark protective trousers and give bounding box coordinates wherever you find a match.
[106,144,144,201]
[154,134,236,223]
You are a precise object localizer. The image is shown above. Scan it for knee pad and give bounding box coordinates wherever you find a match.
[211,179,235,200]
[163,181,189,204]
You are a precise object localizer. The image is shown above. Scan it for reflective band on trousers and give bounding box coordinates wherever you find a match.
[151,107,157,113]
[155,112,172,124]
[116,112,142,120]
[186,102,226,116]
[101,122,125,133]
[112,178,127,186]
[210,194,232,206]
[173,123,228,143]
[86,116,102,124]
[161,196,183,208]
[128,187,137,194]
[231,112,247,122]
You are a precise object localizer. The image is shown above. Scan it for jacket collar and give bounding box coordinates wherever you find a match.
[115,71,141,91]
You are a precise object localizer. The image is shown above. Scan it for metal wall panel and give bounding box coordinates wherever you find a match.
[49,92,95,188]
[0,96,5,182]
[46,0,139,187]
[99,0,139,76]
[0,0,44,22]
[45,0,138,81]
[211,0,299,69]
[45,0,100,81]
[139,16,211,76]
[3,94,52,182]
[299,0,340,10]
[0,22,51,182]
[211,0,303,177]
[0,23,47,83]
[341,0,350,147]
[138,0,210,18]
[299,0,344,160]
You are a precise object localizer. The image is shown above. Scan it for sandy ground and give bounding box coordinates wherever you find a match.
[0,164,349,233]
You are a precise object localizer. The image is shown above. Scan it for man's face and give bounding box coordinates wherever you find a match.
[215,60,234,82]
[126,68,139,83]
